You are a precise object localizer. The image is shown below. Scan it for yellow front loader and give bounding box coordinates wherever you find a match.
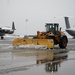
[12,23,68,49]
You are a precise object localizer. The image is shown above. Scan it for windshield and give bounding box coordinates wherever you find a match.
[46,24,50,32]
[45,24,54,32]
[45,23,59,32]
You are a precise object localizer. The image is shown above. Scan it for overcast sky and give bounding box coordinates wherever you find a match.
[0,0,75,37]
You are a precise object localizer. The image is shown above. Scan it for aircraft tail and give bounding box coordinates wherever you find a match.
[64,17,70,29]
[12,22,16,30]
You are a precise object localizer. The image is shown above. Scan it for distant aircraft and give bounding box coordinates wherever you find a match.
[0,22,16,39]
[64,17,75,38]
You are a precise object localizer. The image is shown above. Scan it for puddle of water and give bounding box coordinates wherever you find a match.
[0,47,75,75]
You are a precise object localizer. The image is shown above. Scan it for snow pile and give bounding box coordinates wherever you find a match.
[12,44,48,49]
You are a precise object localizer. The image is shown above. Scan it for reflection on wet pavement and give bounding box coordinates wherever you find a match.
[45,51,68,72]
[45,62,59,72]
[0,49,54,74]
[0,48,75,75]
[0,49,69,74]
[13,49,54,63]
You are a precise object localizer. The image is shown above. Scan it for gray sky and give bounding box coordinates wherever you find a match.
[0,0,75,37]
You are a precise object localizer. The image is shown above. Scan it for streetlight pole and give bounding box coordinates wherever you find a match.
[25,19,28,36]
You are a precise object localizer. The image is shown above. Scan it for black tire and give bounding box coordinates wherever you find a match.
[59,37,68,49]
[1,36,4,39]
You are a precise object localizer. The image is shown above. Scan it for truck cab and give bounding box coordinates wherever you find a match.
[45,23,59,34]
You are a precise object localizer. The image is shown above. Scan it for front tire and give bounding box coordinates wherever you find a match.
[59,37,68,49]
[1,36,4,39]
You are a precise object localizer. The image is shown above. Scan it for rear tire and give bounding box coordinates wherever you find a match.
[59,37,68,49]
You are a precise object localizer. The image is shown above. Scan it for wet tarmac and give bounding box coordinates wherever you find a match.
[0,37,75,75]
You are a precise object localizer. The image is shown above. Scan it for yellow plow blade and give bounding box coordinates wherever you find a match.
[12,38,54,49]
